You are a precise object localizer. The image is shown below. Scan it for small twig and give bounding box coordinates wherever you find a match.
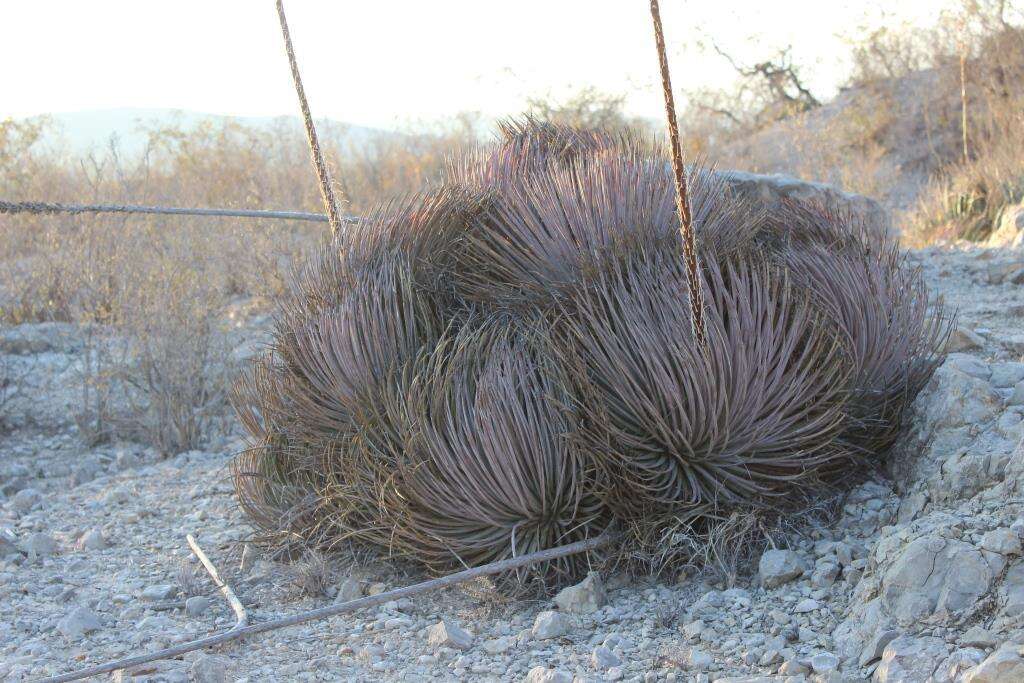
[186,534,248,631]
[42,533,616,683]
[958,38,970,164]
[149,600,188,612]
[150,596,258,613]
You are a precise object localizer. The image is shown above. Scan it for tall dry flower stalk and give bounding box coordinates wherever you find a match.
[649,0,706,345]
[275,0,345,235]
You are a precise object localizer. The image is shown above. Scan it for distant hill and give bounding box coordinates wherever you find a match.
[37,108,393,156]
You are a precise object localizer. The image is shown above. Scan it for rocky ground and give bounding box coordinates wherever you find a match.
[2,240,1024,682]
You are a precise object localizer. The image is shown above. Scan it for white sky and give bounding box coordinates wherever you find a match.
[3,1,951,131]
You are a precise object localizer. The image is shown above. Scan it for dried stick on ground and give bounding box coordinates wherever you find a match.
[42,533,616,683]
[186,534,248,631]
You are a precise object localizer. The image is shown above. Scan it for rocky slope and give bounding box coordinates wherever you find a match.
[2,239,1024,682]
[718,69,960,214]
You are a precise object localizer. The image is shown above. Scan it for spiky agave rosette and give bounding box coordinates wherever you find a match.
[231,119,951,588]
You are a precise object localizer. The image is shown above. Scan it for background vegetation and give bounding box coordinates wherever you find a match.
[0,0,1019,455]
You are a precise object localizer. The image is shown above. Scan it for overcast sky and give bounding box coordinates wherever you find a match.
[4,1,952,131]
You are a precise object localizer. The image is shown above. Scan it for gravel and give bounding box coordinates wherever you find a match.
[3,242,1024,681]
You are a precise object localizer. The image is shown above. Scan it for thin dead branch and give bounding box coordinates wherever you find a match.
[186,534,248,630]
[41,533,616,683]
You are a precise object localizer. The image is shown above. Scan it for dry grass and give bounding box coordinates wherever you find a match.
[287,549,334,598]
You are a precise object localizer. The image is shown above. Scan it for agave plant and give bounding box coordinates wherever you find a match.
[375,319,609,584]
[231,119,951,585]
[561,252,853,520]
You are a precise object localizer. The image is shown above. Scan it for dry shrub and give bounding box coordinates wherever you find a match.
[679,1,1024,245]
[117,266,232,453]
[176,559,204,599]
[0,112,482,453]
[287,549,334,598]
[905,126,1024,244]
[232,120,950,587]
[898,1,1024,242]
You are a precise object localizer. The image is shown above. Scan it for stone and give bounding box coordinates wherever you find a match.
[687,648,714,668]
[965,643,1024,683]
[881,535,992,624]
[1009,381,1024,408]
[141,584,177,602]
[759,549,804,588]
[986,262,1024,285]
[947,326,985,352]
[1000,562,1024,617]
[945,353,991,380]
[483,636,513,655]
[812,562,840,588]
[553,571,607,614]
[0,527,18,557]
[991,363,1024,388]
[137,614,173,632]
[810,651,839,673]
[77,528,106,551]
[919,362,1002,434]
[793,598,819,613]
[683,620,706,639]
[798,626,818,643]
[859,629,901,667]
[873,636,946,682]
[426,620,472,650]
[532,610,569,640]
[939,649,988,682]
[24,532,58,557]
[779,660,809,675]
[592,645,621,669]
[525,666,573,683]
[334,576,362,603]
[58,606,102,639]
[185,595,211,617]
[719,170,891,236]
[103,487,131,505]
[897,492,928,524]
[70,463,99,487]
[982,528,1022,555]
[985,203,1024,249]
[190,655,229,683]
[11,488,41,512]
[962,626,998,649]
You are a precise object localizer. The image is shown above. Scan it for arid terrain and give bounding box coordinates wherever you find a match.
[2,3,1023,681]
[3,221,1024,682]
